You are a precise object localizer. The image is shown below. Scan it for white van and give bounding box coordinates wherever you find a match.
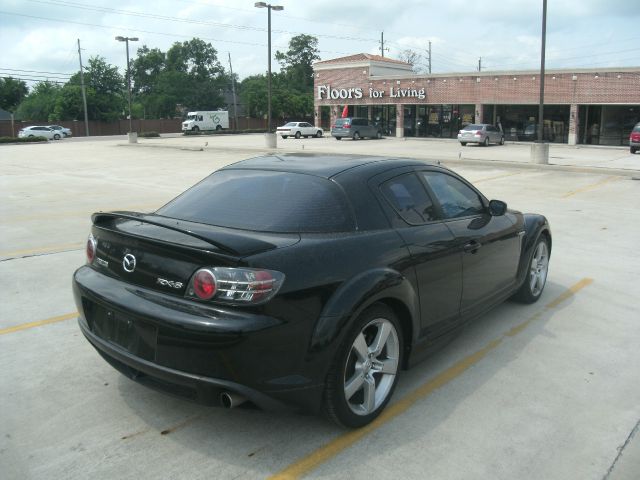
[182,111,229,132]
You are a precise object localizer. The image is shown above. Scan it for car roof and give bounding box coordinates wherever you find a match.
[223,154,437,179]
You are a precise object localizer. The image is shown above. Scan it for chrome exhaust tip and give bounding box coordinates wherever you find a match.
[220,391,247,409]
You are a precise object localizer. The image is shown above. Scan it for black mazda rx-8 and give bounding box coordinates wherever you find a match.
[73,154,551,427]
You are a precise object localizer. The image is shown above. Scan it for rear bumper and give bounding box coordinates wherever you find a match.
[73,266,325,412]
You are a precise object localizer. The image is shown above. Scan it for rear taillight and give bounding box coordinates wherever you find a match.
[186,267,285,305]
[343,124,351,128]
[86,234,96,264]
[193,269,217,299]
[474,131,482,136]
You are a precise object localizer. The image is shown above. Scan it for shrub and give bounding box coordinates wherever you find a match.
[0,136,48,144]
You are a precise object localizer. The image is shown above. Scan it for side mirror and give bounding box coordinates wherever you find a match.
[488,199,507,216]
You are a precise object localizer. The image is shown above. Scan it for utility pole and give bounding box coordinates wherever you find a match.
[77,38,89,137]
[538,0,547,143]
[228,52,239,131]
[380,31,388,57]
[428,41,432,74]
[478,57,482,72]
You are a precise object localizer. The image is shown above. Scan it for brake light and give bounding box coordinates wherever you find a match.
[193,269,217,299]
[186,267,285,305]
[474,131,482,136]
[343,124,351,128]
[86,234,96,264]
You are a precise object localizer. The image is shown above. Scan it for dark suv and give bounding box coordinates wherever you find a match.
[331,117,383,140]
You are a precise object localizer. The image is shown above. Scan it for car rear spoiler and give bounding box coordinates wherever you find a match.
[91,211,299,257]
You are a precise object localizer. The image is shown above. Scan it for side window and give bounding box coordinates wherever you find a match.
[380,173,437,225]
[422,172,485,219]
[301,123,310,128]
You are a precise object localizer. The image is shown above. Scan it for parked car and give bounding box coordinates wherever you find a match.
[18,126,61,140]
[458,124,504,146]
[629,122,640,154]
[331,117,383,140]
[519,123,556,142]
[277,122,323,139]
[48,125,72,137]
[73,154,551,428]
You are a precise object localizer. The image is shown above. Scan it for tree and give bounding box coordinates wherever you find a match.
[0,77,28,112]
[399,49,425,74]
[15,81,62,121]
[275,34,320,92]
[130,38,228,118]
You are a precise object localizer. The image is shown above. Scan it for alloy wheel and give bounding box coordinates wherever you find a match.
[343,318,399,416]
[529,241,549,296]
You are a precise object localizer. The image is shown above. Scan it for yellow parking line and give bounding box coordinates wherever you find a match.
[268,278,594,480]
[473,172,522,183]
[0,242,84,258]
[0,312,78,336]
[562,176,621,198]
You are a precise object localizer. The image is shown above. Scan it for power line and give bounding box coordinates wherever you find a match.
[25,0,380,43]
[0,11,352,58]
[0,67,73,76]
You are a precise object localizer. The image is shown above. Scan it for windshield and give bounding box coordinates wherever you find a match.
[157,170,355,233]
[186,114,196,121]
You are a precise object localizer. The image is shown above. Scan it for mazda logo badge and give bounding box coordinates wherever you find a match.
[122,253,137,273]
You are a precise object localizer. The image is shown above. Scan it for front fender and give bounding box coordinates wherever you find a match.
[309,268,419,353]
[518,213,552,282]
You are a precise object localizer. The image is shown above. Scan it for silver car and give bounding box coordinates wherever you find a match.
[458,124,504,146]
[331,117,383,140]
[18,126,61,140]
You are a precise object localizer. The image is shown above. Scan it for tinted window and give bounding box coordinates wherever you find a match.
[463,124,482,131]
[633,125,640,133]
[300,123,311,127]
[157,170,355,233]
[381,174,437,224]
[335,119,350,127]
[284,122,296,127]
[422,172,484,219]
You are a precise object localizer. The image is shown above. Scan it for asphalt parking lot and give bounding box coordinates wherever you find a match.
[1,135,639,479]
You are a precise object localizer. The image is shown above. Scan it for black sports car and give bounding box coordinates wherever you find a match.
[73,154,551,428]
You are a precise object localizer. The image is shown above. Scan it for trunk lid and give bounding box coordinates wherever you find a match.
[90,211,299,296]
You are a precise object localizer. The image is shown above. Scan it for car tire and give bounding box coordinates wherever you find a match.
[216,125,222,131]
[631,147,637,154]
[282,136,288,139]
[295,131,301,139]
[513,236,550,304]
[376,131,382,139]
[500,136,505,145]
[192,126,199,132]
[353,132,361,140]
[336,137,342,141]
[460,142,467,146]
[304,135,309,138]
[323,303,403,428]
[316,130,323,138]
[54,134,61,140]
[483,137,489,147]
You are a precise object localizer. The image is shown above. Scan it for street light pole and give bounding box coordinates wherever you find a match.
[115,36,139,134]
[254,2,283,134]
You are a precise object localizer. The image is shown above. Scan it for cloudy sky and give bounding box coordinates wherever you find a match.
[1,0,639,88]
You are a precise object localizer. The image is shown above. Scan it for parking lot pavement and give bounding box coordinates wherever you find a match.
[1,137,639,479]
[123,133,640,175]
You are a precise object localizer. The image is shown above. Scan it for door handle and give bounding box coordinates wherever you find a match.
[463,241,481,253]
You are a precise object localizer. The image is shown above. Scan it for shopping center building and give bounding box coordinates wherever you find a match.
[313,53,640,146]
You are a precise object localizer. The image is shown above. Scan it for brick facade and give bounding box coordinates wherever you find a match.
[314,54,640,144]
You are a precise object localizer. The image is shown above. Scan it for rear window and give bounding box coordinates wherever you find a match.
[157,170,355,233]
[463,124,483,131]
[633,125,640,133]
[334,119,350,126]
